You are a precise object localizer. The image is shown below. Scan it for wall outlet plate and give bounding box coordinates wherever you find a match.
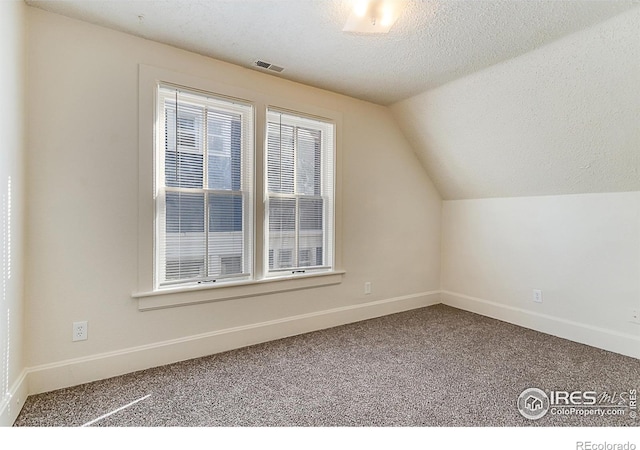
[73,321,88,341]
[533,289,543,303]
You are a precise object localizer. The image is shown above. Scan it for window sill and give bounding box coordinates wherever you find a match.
[132,270,345,311]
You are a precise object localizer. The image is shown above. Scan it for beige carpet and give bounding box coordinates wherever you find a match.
[13,304,640,427]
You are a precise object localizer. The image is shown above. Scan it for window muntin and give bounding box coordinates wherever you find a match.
[266,110,335,275]
[156,85,253,288]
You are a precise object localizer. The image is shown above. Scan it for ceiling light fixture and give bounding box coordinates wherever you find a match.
[343,0,407,34]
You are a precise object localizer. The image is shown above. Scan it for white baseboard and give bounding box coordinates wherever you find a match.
[0,369,28,427]
[14,289,639,421]
[441,290,640,360]
[27,291,441,395]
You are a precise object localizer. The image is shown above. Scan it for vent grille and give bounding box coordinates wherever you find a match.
[254,60,285,73]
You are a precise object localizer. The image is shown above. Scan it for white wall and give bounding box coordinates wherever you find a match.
[24,8,441,393]
[387,7,640,359]
[0,0,28,426]
[442,193,640,358]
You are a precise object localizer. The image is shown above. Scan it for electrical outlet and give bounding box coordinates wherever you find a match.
[364,281,372,295]
[533,289,543,303]
[72,321,88,341]
[631,309,640,325]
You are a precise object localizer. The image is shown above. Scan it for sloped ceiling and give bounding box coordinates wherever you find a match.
[25,0,638,105]
[392,7,640,200]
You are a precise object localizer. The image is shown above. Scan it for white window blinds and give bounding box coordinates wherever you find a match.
[156,85,254,288]
[266,109,335,275]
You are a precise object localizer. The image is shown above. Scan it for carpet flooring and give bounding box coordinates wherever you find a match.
[13,304,640,427]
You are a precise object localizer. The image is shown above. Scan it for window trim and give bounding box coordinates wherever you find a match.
[133,269,346,310]
[136,64,343,310]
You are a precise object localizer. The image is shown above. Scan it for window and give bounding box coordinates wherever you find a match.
[137,65,343,307]
[156,85,253,288]
[266,110,335,275]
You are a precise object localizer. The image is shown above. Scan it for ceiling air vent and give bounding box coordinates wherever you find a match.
[254,60,284,73]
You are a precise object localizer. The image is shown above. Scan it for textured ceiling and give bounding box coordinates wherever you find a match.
[391,7,640,199]
[25,0,638,105]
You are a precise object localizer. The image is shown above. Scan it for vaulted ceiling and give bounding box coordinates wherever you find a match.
[26,0,638,105]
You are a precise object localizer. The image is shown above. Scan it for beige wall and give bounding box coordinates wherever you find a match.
[0,0,27,426]
[24,8,441,392]
[442,193,640,358]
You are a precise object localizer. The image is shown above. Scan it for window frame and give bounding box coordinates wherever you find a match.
[155,84,254,289]
[265,108,335,277]
[135,65,344,310]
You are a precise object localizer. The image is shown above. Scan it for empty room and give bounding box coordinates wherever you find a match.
[1,0,639,439]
